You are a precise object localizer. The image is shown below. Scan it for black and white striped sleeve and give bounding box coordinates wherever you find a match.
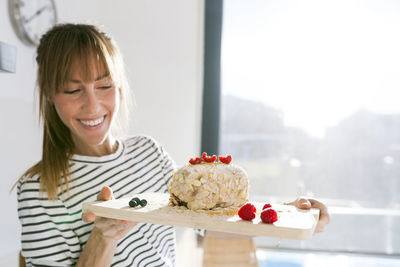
[158,145,176,187]
[144,136,177,192]
[17,177,81,267]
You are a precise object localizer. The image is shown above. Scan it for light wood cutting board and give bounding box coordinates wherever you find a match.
[82,192,319,240]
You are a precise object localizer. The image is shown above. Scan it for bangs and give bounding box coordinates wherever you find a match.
[65,50,110,86]
[60,32,115,91]
[39,25,119,97]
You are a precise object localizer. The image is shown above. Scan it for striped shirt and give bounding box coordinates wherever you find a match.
[17,135,177,267]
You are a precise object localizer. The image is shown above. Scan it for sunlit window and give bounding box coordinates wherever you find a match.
[219,0,400,260]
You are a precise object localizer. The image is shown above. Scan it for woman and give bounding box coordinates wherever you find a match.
[16,23,329,267]
[17,23,176,267]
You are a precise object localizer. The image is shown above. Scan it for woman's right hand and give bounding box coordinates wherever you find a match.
[77,186,136,266]
[82,186,137,241]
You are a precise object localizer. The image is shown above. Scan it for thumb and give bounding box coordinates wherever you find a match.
[297,197,311,209]
[97,186,114,201]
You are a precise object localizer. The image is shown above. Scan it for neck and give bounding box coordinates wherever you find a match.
[73,136,119,157]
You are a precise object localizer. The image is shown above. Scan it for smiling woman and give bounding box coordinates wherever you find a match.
[13,24,177,267]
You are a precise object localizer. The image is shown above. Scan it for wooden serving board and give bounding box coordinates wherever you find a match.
[82,193,319,240]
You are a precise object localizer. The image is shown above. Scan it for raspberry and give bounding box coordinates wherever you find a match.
[238,203,257,221]
[260,208,278,224]
[189,157,202,164]
[262,203,272,210]
[218,155,232,164]
[202,152,217,163]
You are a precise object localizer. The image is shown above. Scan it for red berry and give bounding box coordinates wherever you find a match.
[262,203,272,210]
[260,208,278,224]
[189,157,202,165]
[238,203,257,221]
[218,155,232,164]
[202,152,217,163]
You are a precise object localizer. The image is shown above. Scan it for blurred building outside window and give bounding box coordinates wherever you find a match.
[219,1,400,265]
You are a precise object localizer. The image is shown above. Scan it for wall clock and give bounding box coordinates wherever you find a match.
[8,0,57,46]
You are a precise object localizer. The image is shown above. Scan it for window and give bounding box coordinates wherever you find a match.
[203,0,400,263]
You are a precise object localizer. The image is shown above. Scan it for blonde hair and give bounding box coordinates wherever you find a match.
[15,23,132,199]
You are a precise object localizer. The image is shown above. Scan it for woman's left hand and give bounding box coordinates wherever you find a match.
[285,197,330,233]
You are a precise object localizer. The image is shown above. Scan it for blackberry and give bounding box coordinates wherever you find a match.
[129,197,147,208]
[132,197,141,203]
[129,197,141,207]
[139,199,147,207]
[129,200,137,207]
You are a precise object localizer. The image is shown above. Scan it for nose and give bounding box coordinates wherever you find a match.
[82,88,100,115]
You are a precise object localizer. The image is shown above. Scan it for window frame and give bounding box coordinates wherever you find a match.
[201,0,223,156]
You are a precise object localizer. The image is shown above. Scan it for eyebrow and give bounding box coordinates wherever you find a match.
[68,73,110,83]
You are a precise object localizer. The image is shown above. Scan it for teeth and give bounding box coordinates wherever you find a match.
[80,116,104,127]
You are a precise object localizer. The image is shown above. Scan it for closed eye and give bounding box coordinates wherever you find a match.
[98,86,112,90]
[64,89,81,94]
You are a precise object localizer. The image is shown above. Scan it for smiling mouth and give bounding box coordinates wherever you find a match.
[79,116,105,127]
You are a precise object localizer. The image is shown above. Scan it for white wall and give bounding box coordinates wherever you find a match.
[55,0,204,164]
[0,0,204,264]
[0,0,42,265]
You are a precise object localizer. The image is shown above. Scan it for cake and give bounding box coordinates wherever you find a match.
[168,153,249,213]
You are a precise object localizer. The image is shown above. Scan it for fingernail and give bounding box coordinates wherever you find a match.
[102,186,111,200]
[101,186,108,195]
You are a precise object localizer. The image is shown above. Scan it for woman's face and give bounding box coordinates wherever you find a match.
[52,58,120,155]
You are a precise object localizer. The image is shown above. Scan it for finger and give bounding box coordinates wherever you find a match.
[296,197,312,210]
[98,219,137,237]
[284,197,311,209]
[315,214,330,233]
[102,224,125,237]
[96,187,105,201]
[97,186,114,201]
[102,186,112,200]
[94,217,119,228]
[94,217,132,229]
[308,199,330,233]
[116,222,136,235]
[82,212,96,223]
